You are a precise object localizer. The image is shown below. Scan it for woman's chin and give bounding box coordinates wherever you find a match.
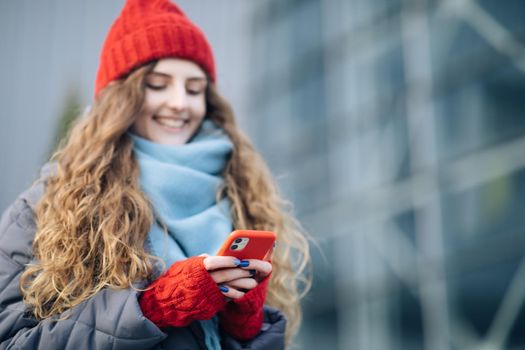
[149,124,190,145]
[154,135,189,146]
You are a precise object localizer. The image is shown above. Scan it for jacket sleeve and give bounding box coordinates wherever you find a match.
[0,195,167,350]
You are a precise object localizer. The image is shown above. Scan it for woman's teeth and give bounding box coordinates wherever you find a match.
[155,116,185,128]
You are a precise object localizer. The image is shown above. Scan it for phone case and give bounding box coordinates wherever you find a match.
[216,230,276,260]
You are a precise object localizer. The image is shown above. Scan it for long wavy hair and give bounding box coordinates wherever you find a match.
[20,61,311,343]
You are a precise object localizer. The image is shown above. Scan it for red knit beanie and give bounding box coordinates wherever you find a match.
[94,0,216,98]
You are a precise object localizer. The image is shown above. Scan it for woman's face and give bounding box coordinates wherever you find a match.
[131,58,208,146]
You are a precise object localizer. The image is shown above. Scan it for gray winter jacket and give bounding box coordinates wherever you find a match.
[0,166,286,349]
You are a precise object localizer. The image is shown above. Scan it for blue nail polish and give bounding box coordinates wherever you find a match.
[249,269,256,276]
[233,258,241,266]
[219,285,229,293]
[239,260,250,267]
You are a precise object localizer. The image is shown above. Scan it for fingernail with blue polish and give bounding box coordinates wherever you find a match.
[219,285,229,293]
[249,269,256,276]
[233,258,241,266]
[239,260,250,267]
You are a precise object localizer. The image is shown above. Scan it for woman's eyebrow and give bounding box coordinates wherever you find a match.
[148,71,170,78]
[148,72,207,81]
[187,77,207,83]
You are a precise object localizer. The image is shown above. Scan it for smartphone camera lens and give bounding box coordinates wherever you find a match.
[234,238,242,244]
[231,244,238,250]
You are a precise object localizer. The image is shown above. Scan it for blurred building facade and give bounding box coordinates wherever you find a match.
[245,0,525,349]
[2,0,525,349]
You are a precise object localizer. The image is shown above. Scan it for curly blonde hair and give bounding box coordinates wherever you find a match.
[20,61,311,344]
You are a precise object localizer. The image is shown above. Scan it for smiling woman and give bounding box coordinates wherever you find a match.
[131,59,208,146]
[0,0,310,349]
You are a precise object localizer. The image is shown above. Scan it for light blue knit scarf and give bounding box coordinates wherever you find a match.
[131,120,233,350]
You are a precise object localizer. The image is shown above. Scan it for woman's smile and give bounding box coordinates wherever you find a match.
[131,58,208,146]
[153,115,188,130]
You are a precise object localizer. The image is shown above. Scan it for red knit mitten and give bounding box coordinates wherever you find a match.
[139,256,226,328]
[219,274,270,341]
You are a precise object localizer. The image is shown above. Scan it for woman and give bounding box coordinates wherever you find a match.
[0,0,310,349]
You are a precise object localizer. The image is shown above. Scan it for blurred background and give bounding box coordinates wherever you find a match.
[1,0,525,349]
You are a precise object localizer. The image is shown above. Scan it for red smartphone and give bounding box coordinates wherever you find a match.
[217,230,276,261]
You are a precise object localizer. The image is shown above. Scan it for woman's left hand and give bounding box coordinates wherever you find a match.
[217,258,273,341]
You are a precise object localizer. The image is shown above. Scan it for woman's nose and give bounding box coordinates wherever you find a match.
[166,85,187,111]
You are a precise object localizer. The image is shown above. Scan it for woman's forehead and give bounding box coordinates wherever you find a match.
[151,58,207,80]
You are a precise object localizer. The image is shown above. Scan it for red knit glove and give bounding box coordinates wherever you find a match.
[219,274,270,341]
[139,256,226,328]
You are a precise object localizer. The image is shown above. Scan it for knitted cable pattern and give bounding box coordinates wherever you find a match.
[139,256,226,328]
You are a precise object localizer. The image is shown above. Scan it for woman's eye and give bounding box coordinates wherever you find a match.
[146,84,165,90]
[187,89,203,95]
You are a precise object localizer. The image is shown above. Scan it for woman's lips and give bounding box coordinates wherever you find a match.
[153,115,187,129]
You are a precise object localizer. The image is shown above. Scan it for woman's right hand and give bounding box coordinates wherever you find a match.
[139,256,228,328]
[202,255,272,299]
